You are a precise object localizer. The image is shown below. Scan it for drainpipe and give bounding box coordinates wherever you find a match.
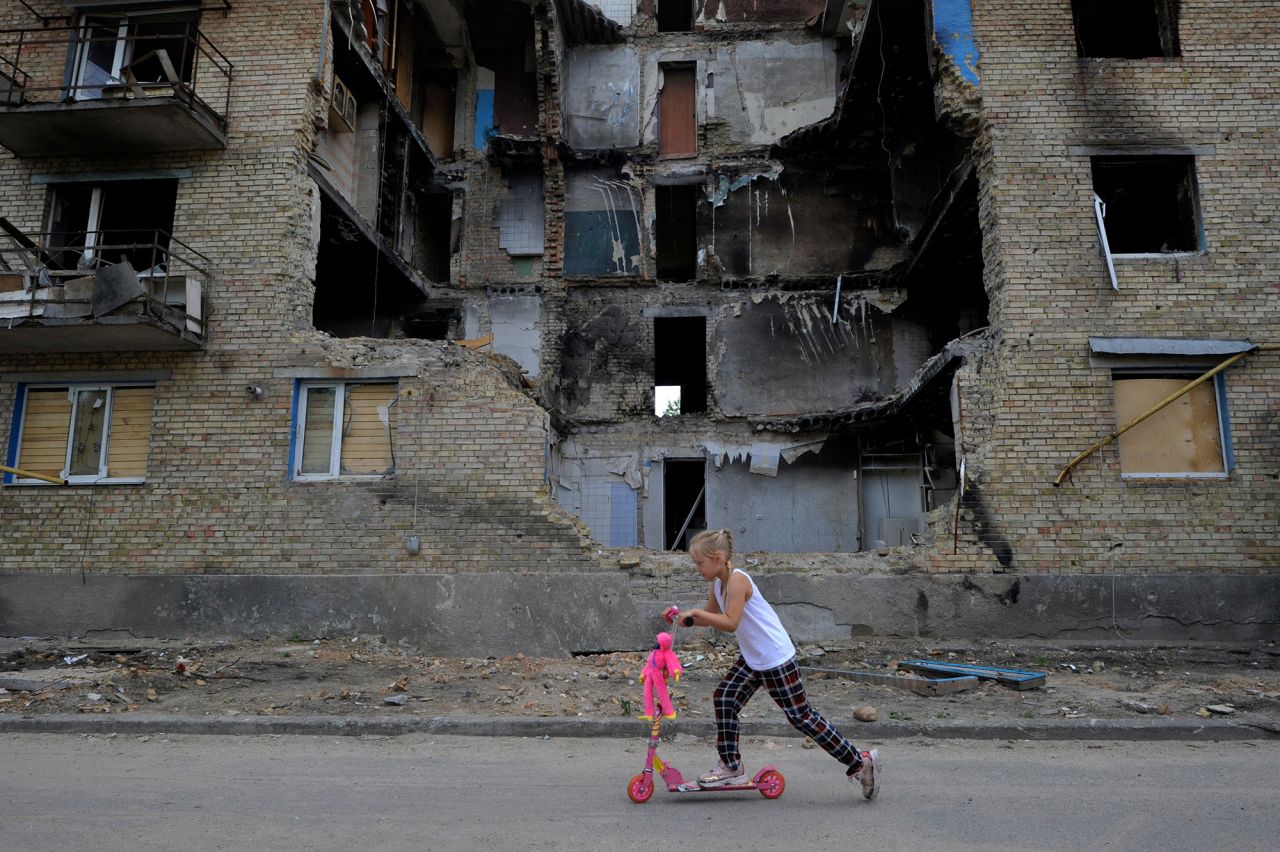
[1053,344,1280,486]
[0,464,67,485]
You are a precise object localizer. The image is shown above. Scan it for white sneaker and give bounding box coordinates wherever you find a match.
[697,759,745,787]
[851,749,879,800]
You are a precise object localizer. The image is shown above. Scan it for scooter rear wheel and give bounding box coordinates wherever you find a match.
[627,773,654,803]
[757,769,785,799]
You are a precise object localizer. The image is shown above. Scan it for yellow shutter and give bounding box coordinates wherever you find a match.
[106,387,154,479]
[1114,378,1224,474]
[340,383,396,475]
[16,389,72,479]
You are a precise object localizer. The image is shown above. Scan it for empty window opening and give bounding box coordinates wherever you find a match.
[293,381,397,479]
[1112,373,1229,477]
[46,179,177,274]
[655,185,697,281]
[657,1,693,33]
[663,459,705,551]
[1072,0,1180,59]
[654,316,706,415]
[72,9,200,99]
[401,307,460,340]
[657,63,696,157]
[1091,156,1199,254]
[8,383,154,485]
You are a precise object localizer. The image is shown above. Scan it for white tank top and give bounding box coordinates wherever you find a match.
[714,568,796,671]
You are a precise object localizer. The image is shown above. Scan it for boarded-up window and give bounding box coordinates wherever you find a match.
[294,382,396,478]
[1113,376,1226,476]
[658,64,696,157]
[11,384,153,483]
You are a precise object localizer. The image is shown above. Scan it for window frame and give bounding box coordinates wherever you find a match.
[290,380,398,481]
[5,381,154,486]
[1110,369,1234,481]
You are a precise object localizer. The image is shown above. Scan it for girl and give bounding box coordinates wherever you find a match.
[675,528,879,800]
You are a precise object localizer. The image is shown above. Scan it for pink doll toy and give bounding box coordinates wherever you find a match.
[639,631,683,721]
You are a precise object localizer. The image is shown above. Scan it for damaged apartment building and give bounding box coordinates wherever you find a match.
[0,0,1275,653]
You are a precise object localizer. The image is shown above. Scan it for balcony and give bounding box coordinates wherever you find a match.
[0,22,231,157]
[0,229,208,353]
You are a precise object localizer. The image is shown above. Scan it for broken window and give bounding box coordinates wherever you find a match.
[1072,0,1180,59]
[1091,156,1200,254]
[654,185,697,281]
[8,383,154,484]
[663,458,705,550]
[657,1,693,33]
[657,63,696,158]
[1112,372,1230,477]
[45,179,178,274]
[654,316,706,416]
[293,382,398,479]
[71,8,200,99]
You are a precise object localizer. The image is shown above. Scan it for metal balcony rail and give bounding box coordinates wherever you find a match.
[0,22,232,127]
[0,228,211,336]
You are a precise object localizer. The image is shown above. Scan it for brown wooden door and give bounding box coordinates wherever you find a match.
[421,73,457,158]
[658,64,696,157]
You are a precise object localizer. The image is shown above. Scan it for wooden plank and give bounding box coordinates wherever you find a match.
[17,389,70,476]
[107,387,153,479]
[340,384,395,475]
[1114,378,1223,474]
[801,666,977,697]
[896,660,1047,691]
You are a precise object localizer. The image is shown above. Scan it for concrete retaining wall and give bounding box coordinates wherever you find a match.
[2,572,1275,654]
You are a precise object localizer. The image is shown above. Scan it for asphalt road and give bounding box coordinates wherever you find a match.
[2,733,1276,851]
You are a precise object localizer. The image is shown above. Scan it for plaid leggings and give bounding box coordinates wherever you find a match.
[713,655,860,772]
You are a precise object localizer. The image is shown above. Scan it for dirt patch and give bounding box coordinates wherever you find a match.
[2,635,1277,728]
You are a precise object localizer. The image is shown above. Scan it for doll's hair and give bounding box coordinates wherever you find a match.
[689,528,734,563]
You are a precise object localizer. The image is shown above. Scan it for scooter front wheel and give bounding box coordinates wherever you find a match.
[757,769,785,799]
[627,773,654,803]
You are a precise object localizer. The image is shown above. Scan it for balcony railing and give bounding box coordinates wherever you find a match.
[0,22,232,155]
[0,229,210,352]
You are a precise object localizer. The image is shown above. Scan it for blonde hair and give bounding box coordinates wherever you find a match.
[689,528,734,563]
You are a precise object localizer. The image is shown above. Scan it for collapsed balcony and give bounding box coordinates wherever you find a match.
[0,226,208,353]
[0,20,231,156]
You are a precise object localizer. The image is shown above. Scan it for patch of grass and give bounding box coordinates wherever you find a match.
[1022,710,1035,719]
[889,711,914,721]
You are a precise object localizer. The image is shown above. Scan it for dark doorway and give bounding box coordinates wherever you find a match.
[664,459,705,551]
[654,315,706,415]
[655,184,697,281]
[657,1,693,33]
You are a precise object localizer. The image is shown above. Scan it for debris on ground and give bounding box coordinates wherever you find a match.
[0,635,1276,729]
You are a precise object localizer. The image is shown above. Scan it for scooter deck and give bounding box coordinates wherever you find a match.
[670,780,764,794]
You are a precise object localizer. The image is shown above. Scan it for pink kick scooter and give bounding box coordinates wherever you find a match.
[626,608,786,803]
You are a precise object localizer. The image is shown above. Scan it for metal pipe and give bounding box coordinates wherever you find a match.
[0,464,67,486]
[1053,345,1279,486]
